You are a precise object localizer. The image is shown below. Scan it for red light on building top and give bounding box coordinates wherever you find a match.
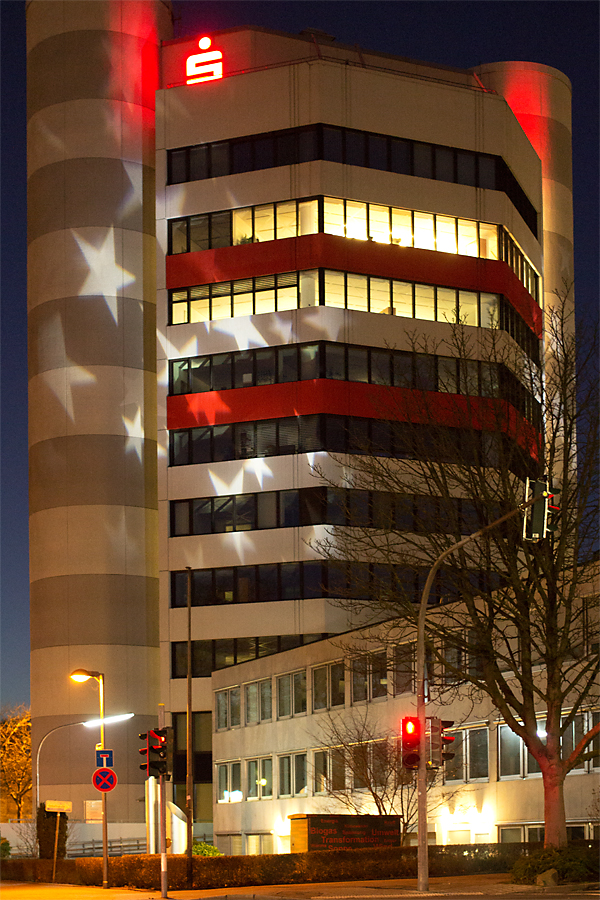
[186,37,223,84]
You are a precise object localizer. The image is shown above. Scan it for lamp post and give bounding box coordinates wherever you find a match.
[414,495,542,891]
[69,669,108,889]
[35,714,134,818]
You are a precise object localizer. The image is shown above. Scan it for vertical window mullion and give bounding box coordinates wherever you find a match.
[318,269,325,306]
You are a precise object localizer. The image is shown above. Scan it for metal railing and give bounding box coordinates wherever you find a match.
[67,837,146,858]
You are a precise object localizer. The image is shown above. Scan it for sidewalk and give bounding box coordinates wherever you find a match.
[1,874,598,900]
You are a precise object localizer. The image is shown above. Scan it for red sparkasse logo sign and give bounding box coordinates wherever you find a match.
[186,36,223,84]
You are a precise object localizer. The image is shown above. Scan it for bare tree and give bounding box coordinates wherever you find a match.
[314,287,599,847]
[0,706,32,821]
[311,703,444,843]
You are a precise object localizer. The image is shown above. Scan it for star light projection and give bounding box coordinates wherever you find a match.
[41,313,97,421]
[74,227,135,324]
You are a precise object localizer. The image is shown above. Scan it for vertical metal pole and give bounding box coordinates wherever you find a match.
[98,675,108,890]
[158,704,168,899]
[186,567,194,888]
[413,501,534,891]
[416,568,434,893]
[52,813,60,883]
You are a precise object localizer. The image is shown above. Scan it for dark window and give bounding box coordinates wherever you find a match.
[190,357,210,392]
[278,346,298,382]
[231,141,253,174]
[478,156,497,189]
[457,150,477,186]
[210,142,229,177]
[255,136,275,168]
[368,134,388,170]
[188,215,209,252]
[323,126,343,162]
[189,145,208,181]
[276,132,297,165]
[345,130,367,167]
[169,149,188,183]
[390,139,411,174]
[435,147,454,182]
[325,343,345,380]
[298,127,319,162]
[414,354,436,391]
[413,143,433,178]
[213,425,233,461]
[210,211,231,248]
[211,353,232,391]
[191,427,211,464]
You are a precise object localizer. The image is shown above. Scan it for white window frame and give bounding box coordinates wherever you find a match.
[216,760,242,803]
[276,669,307,719]
[244,678,272,725]
[246,756,273,800]
[215,685,240,730]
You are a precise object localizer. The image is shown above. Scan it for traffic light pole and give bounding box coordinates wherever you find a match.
[158,705,168,900]
[415,492,546,891]
[185,567,194,889]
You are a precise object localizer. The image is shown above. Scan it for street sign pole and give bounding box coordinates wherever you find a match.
[97,676,108,891]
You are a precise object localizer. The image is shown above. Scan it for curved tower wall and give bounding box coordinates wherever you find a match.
[476,61,574,316]
[27,0,171,821]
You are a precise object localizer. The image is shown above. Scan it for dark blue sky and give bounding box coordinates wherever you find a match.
[1,1,598,709]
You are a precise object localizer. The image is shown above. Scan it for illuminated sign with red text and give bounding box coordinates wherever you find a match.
[186,36,223,84]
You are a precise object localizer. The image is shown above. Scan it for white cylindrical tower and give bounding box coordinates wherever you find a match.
[27,0,171,821]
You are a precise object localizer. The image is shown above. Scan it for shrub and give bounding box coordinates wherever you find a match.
[192,841,222,856]
[0,836,11,859]
[512,846,599,884]
[36,804,67,859]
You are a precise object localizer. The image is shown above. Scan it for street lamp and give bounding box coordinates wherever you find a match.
[35,714,134,817]
[69,669,109,889]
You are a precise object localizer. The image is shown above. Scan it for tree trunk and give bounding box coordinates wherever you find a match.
[542,765,567,847]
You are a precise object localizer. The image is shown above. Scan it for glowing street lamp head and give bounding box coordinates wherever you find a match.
[70,668,97,683]
[83,713,134,729]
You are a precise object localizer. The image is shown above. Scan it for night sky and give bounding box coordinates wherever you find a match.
[1,1,598,709]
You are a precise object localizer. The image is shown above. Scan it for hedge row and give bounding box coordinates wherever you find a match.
[0,842,535,889]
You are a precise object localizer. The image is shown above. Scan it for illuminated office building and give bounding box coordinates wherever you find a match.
[155,29,573,826]
[28,2,574,831]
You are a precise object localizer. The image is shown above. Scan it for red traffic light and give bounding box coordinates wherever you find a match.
[401,716,421,769]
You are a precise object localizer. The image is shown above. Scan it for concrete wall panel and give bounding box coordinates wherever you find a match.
[27,159,154,242]
[28,367,155,443]
[30,573,159,650]
[29,434,157,512]
[31,644,160,718]
[27,100,156,174]
[167,524,331,572]
[28,296,156,374]
[27,29,159,117]
[29,505,159,581]
[27,229,155,310]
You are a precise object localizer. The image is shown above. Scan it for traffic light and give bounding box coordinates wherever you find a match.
[429,718,456,767]
[523,477,549,541]
[139,728,174,779]
[545,488,561,536]
[401,716,421,769]
[139,732,150,775]
[149,727,174,779]
[523,478,561,542]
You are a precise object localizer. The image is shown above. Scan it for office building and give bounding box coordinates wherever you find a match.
[28,1,580,842]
